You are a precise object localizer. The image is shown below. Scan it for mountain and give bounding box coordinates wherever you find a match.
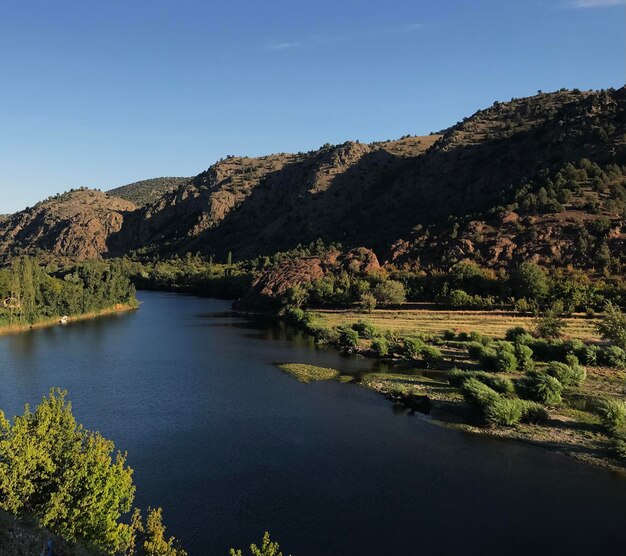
[0,188,136,260]
[1,87,624,269]
[108,177,190,206]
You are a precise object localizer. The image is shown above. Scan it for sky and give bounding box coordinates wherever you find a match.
[0,0,624,213]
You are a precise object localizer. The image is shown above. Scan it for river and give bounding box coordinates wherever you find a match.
[0,291,624,555]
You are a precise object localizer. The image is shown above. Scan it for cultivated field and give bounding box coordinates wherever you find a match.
[315,306,601,341]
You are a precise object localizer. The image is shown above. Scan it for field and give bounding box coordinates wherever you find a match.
[314,305,600,341]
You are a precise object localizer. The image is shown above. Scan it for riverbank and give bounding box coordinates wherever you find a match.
[0,302,139,337]
[274,305,626,474]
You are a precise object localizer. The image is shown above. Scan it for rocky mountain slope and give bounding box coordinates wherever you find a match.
[108,176,190,206]
[0,188,135,259]
[1,87,624,270]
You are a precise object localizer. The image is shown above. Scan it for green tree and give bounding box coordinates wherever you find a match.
[512,262,549,301]
[372,280,406,306]
[596,302,626,349]
[230,532,287,556]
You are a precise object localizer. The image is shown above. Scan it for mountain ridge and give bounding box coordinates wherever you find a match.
[1,87,624,272]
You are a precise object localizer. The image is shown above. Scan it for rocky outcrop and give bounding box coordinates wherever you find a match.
[0,189,136,260]
[235,248,381,309]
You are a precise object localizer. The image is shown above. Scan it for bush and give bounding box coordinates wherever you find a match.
[470,331,491,345]
[494,346,518,373]
[352,321,379,339]
[484,397,524,426]
[595,398,626,434]
[598,345,626,369]
[443,329,457,341]
[515,343,535,372]
[519,400,549,423]
[579,345,599,366]
[457,331,471,342]
[479,342,517,372]
[359,292,377,313]
[338,327,359,349]
[401,336,426,358]
[421,345,443,368]
[371,337,390,357]
[516,372,563,405]
[467,341,487,360]
[546,360,587,387]
[461,378,500,408]
[505,326,531,343]
[448,370,514,394]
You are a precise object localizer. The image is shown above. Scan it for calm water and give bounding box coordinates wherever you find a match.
[0,291,625,555]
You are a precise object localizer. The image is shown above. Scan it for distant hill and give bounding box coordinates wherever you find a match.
[1,87,624,270]
[108,177,190,206]
[0,188,135,260]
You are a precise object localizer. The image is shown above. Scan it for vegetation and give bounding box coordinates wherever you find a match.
[0,258,137,329]
[0,389,185,555]
[108,177,190,206]
[230,532,288,556]
[277,364,340,383]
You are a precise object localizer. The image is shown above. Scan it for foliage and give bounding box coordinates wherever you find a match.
[448,370,514,394]
[0,389,184,555]
[533,304,565,339]
[596,302,626,349]
[515,373,563,405]
[351,321,379,339]
[461,378,500,409]
[546,360,587,387]
[230,532,287,556]
[371,338,390,357]
[595,398,626,434]
[0,258,136,328]
[372,280,406,306]
[598,346,626,369]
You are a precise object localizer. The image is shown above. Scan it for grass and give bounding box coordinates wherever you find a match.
[277,363,340,383]
[315,306,600,340]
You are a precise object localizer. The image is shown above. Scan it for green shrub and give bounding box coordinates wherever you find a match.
[351,321,379,339]
[484,397,524,426]
[443,329,457,341]
[598,345,626,369]
[457,331,471,342]
[611,433,626,460]
[338,327,359,349]
[494,347,518,373]
[546,360,587,387]
[467,342,487,360]
[505,326,532,343]
[461,378,500,408]
[371,337,390,357]
[421,345,443,368]
[516,372,563,405]
[484,397,548,426]
[401,336,426,358]
[595,398,626,434]
[519,400,549,423]
[596,301,626,349]
[515,343,535,372]
[448,370,514,394]
[470,331,491,345]
[579,345,599,366]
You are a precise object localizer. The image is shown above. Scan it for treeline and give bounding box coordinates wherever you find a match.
[126,253,254,299]
[0,258,137,327]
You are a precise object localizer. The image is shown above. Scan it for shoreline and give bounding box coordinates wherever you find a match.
[0,302,139,337]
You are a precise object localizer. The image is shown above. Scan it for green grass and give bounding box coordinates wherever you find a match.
[277,363,340,383]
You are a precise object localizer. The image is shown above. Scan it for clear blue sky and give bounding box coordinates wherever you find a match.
[1,0,624,213]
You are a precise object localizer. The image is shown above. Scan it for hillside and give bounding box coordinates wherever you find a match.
[0,188,136,260]
[1,87,625,269]
[108,176,190,206]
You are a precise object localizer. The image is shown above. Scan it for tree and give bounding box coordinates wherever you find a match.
[230,532,287,556]
[534,303,565,339]
[596,302,626,349]
[359,292,377,313]
[512,262,549,301]
[372,280,406,306]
